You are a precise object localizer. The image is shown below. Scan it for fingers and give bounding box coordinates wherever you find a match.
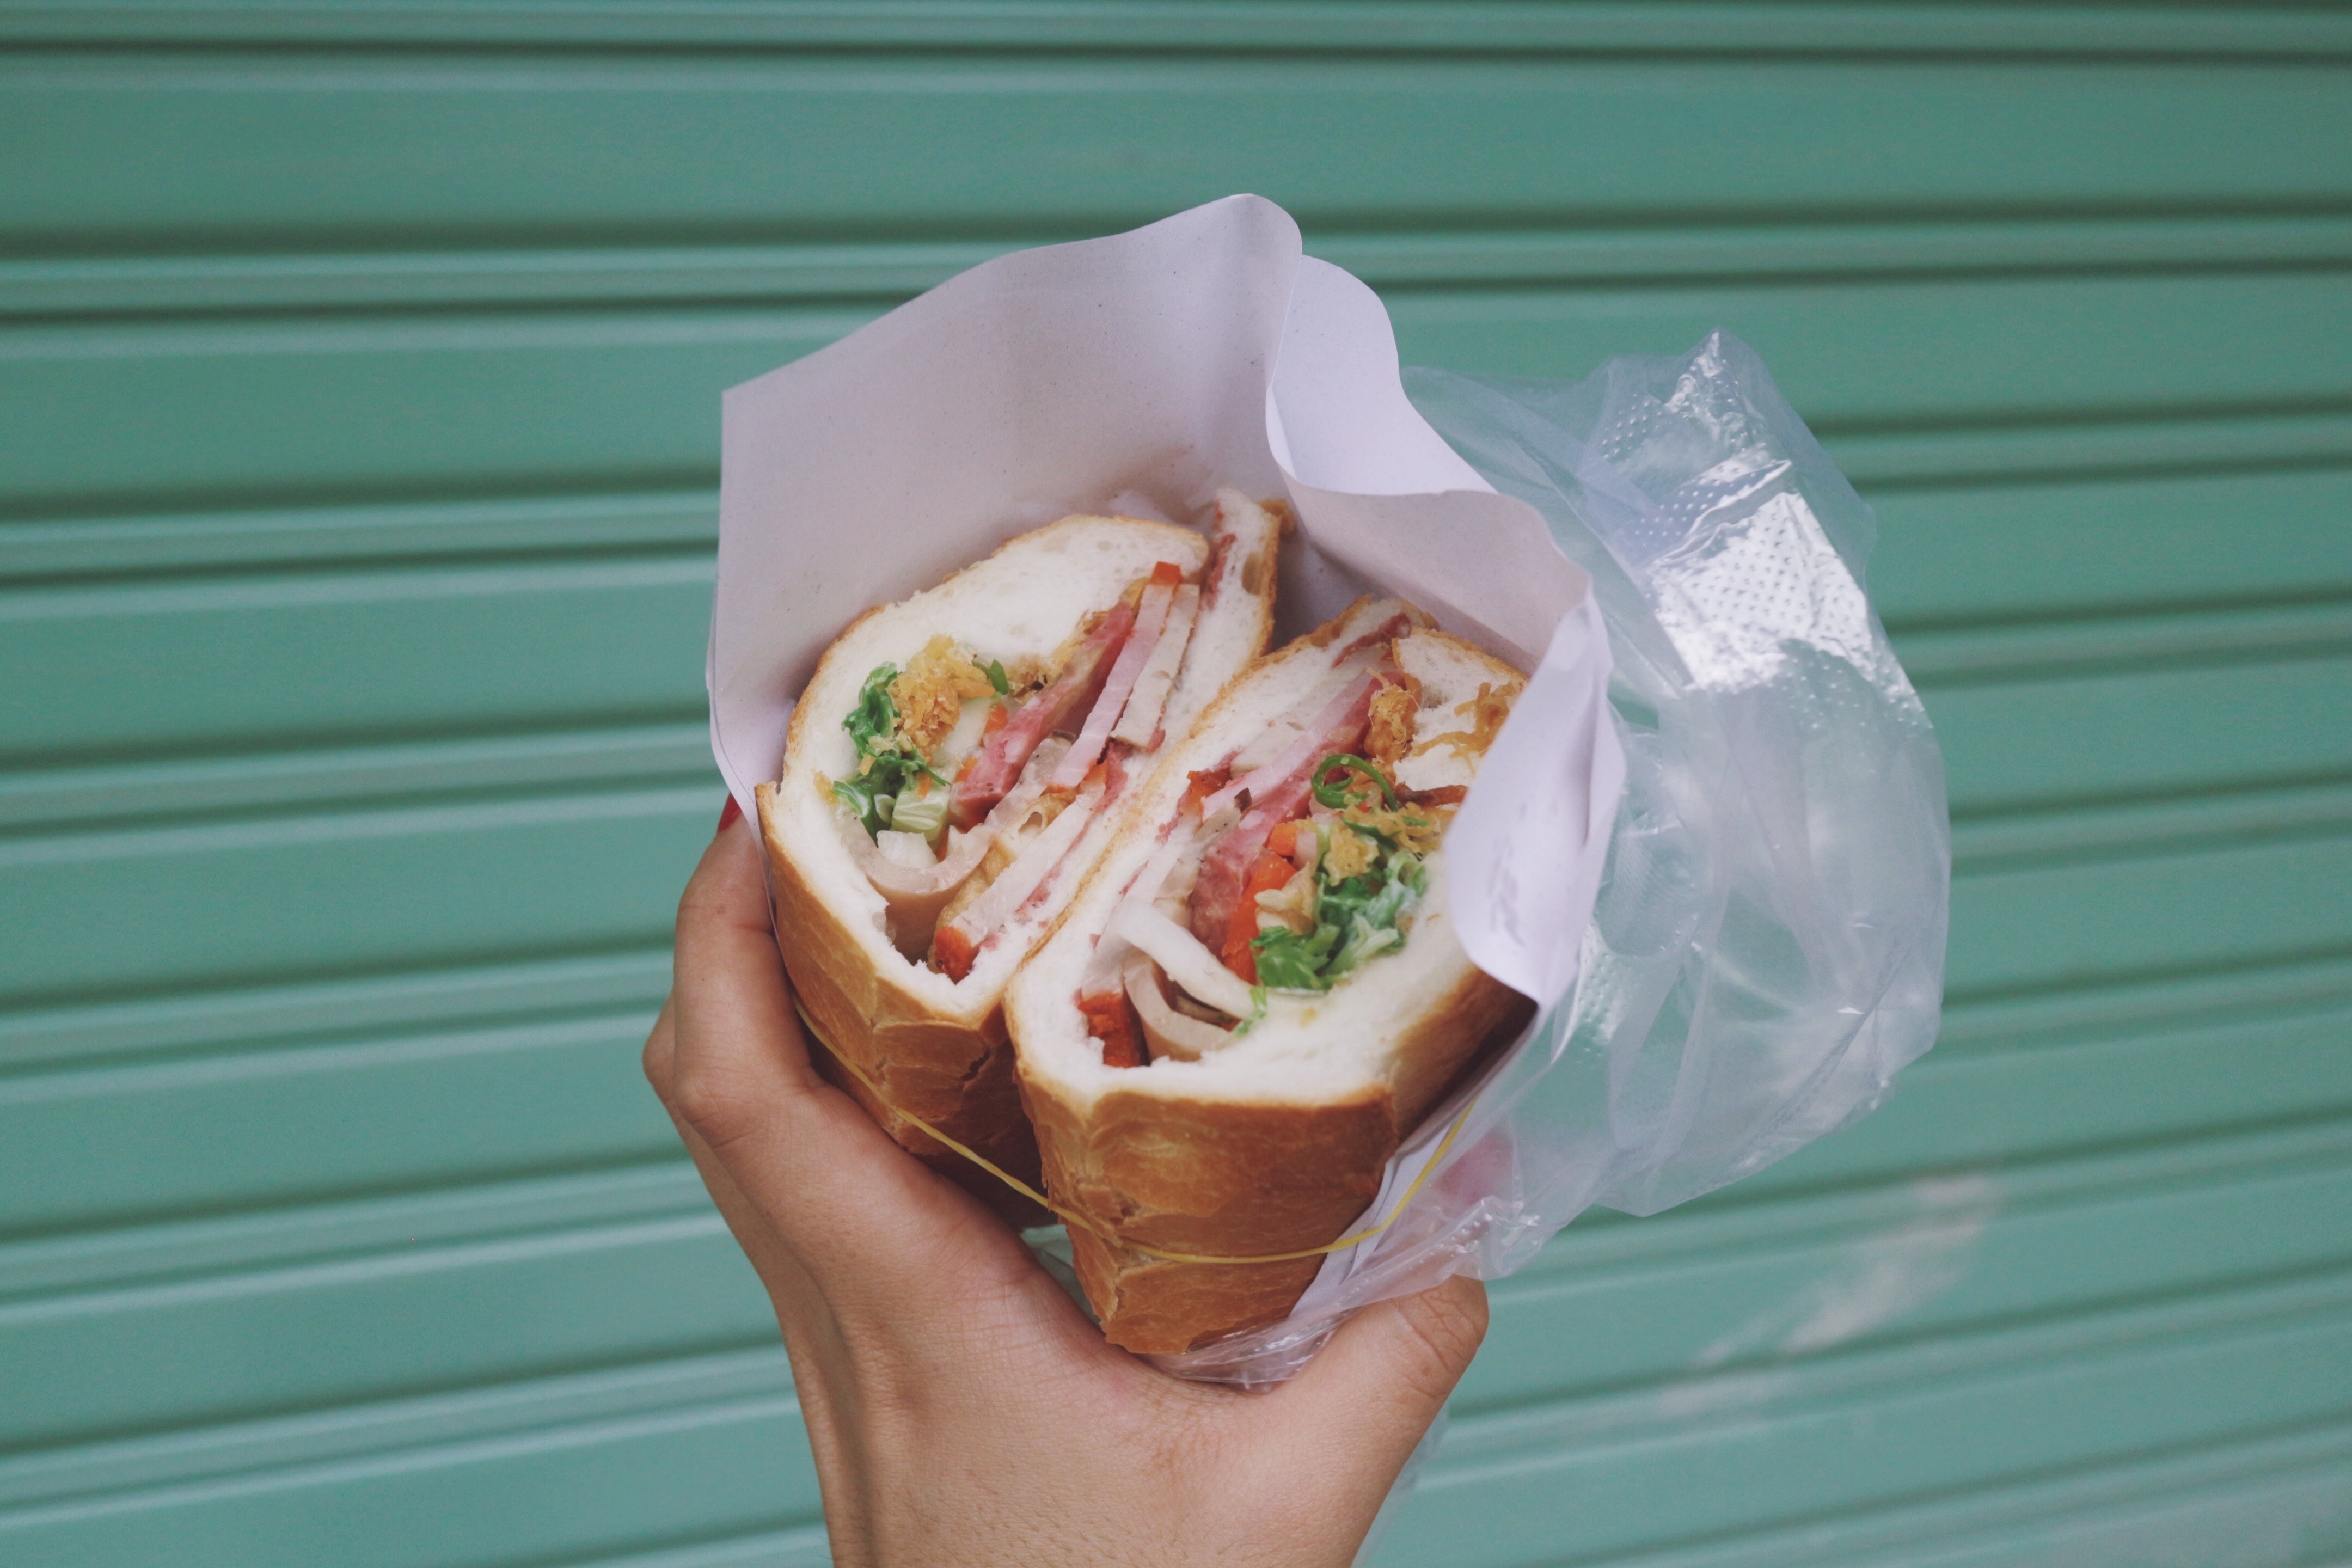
[1262,1276,1488,1482]
[656,817,1018,1272]
[656,820,893,1229]
[664,816,828,1152]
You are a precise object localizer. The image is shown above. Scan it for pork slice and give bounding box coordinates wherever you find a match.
[948,602,1134,827]
[1185,679,1376,946]
[1051,576,1175,789]
[1203,669,1379,819]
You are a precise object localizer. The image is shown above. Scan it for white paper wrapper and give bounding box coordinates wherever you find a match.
[710,194,1623,1016]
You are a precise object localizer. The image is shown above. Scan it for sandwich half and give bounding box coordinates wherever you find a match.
[756,493,1283,1218]
[1005,595,1535,1352]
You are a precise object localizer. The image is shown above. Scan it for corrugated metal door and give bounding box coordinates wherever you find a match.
[5,7,2349,1564]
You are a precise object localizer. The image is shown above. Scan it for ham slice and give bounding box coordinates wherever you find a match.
[1110,584,1199,750]
[1187,675,1377,946]
[1052,573,1178,789]
[949,603,1134,828]
[936,780,1104,969]
[1201,669,1380,819]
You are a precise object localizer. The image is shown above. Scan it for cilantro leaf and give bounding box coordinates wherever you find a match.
[836,662,950,838]
[846,664,899,754]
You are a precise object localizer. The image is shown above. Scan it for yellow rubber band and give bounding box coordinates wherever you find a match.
[792,999,1469,1267]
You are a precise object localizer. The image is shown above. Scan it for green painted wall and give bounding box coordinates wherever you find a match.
[4,5,2349,1564]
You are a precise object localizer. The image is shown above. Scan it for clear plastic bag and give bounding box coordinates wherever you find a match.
[1153,330,1951,1385]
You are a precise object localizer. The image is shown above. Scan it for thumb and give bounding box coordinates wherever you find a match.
[1262,1275,1488,1484]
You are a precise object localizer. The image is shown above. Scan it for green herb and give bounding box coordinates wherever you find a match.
[1252,923,1340,991]
[1311,753,1401,811]
[845,664,898,756]
[976,657,1011,697]
[1248,838,1426,994]
[835,662,948,837]
[889,792,947,838]
[830,776,882,830]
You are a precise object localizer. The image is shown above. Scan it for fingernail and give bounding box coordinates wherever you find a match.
[716,795,743,833]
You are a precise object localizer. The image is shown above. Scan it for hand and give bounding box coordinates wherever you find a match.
[642,808,1488,1568]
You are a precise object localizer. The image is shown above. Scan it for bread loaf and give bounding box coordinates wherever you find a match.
[758,497,1283,1217]
[1006,596,1533,1350]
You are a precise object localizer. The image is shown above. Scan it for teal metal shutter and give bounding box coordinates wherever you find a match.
[3,7,2348,1565]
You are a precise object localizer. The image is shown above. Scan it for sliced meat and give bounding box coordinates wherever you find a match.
[1203,669,1380,819]
[1187,676,1377,947]
[932,778,1105,977]
[1110,583,1199,750]
[948,602,1135,828]
[1051,565,1181,789]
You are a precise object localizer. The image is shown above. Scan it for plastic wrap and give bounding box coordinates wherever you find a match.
[1154,331,1950,1386]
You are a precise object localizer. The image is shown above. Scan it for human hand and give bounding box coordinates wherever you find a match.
[641,807,1488,1568]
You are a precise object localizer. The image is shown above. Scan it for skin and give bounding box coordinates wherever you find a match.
[643,810,1490,1568]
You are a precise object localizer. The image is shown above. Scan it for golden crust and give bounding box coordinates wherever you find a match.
[1019,966,1530,1353]
[758,782,1048,1226]
[760,511,1273,1233]
[1007,611,1538,1354]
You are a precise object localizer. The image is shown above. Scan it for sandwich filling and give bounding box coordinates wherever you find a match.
[1073,628,1523,1070]
[825,560,1205,980]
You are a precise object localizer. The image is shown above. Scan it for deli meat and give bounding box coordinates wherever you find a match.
[1186,676,1377,946]
[949,603,1134,826]
[1051,567,1178,789]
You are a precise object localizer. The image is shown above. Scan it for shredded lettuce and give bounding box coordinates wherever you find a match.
[833,662,948,837]
[1250,761,1430,995]
[888,792,947,837]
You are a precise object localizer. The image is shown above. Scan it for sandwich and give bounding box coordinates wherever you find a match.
[755,494,1284,1217]
[1004,594,1536,1352]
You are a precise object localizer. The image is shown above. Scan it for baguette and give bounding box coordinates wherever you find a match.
[1006,596,1534,1351]
[757,496,1283,1219]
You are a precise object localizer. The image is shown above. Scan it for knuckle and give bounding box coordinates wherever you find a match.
[640,1027,671,1099]
[670,1059,758,1152]
[674,872,726,944]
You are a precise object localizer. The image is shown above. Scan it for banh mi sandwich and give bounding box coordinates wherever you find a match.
[756,494,1284,1217]
[1004,595,1536,1352]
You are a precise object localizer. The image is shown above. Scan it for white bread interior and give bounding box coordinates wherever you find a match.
[1005,598,1533,1352]
[761,503,1282,1214]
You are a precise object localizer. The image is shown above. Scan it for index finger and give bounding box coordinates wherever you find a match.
[666,812,828,1132]
[664,813,986,1258]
